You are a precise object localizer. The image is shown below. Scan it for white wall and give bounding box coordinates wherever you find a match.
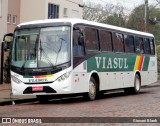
[20,0,45,23]
[20,0,83,23]
[0,0,8,42]
[0,0,2,17]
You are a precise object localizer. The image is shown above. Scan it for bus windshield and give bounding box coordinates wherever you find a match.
[11,26,71,69]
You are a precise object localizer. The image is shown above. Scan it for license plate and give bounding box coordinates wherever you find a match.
[32,86,43,91]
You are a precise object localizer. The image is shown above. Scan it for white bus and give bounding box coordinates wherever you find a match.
[11,19,157,101]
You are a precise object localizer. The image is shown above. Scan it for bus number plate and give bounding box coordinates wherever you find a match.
[32,86,43,91]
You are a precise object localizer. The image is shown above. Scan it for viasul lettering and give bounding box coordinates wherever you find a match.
[95,57,128,69]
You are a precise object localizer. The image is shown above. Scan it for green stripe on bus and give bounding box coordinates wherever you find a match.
[142,56,150,71]
[87,53,136,72]
[87,53,150,72]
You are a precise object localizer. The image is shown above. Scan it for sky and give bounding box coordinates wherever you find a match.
[83,0,159,12]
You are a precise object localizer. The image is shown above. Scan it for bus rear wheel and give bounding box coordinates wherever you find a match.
[124,74,141,94]
[84,77,97,101]
[132,74,141,94]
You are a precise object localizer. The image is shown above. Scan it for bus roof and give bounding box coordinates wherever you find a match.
[18,18,154,37]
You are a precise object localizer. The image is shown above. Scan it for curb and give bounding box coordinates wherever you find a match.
[0,84,11,90]
[142,84,160,88]
[0,98,37,106]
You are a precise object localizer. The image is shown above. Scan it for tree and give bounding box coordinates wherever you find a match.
[127,5,145,31]
[157,45,160,73]
[101,13,126,27]
[83,2,127,27]
[83,2,109,22]
[127,4,160,44]
[148,7,160,45]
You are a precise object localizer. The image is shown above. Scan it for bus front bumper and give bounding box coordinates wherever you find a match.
[11,79,73,95]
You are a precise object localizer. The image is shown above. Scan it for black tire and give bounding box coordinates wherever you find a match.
[132,74,141,94]
[83,77,97,101]
[124,74,141,94]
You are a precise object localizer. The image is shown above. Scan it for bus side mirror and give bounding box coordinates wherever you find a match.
[74,26,84,45]
[3,42,12,52]
[78,35,84,45]
[3,33,13,51]
[74,27,83,35]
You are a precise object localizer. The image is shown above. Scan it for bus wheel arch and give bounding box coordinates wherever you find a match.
[84,72,100,101]
[124,72,141,94]
[135,72,141,85]
[91,72,100,92]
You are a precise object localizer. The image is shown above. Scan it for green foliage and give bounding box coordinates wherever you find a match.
[151,25,160,45]
[3,56,11,83]
[127,5,145,31]
[101,13,126,27]
[148,7,160,45]
[148,7,160,24]
[157,45,160,73]
[126,4,160,43]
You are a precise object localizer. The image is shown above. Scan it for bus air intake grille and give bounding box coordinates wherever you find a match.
[24,81,54,85]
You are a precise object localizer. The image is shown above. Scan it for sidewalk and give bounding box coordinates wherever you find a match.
[0,83,36,105]
[0,81,160,105]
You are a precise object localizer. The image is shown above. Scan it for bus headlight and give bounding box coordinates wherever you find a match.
[57,72,71,82]
[11,75,22,84]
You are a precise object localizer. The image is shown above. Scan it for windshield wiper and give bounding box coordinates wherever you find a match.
[39,39,55,68]
[21,60,27,71]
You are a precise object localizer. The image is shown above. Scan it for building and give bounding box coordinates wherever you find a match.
[7,0,83,34]
[20,0,84,23]
[0,0,83,41]
[0,0,8,42]
[7,0,20,33]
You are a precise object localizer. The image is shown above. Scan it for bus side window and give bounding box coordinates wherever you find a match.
[100,30,112,52]
[124,35,134,53]
[150,38,155,55]
[135,37,140,53]
[73,30,84,57]
[135,37,144,54]
[113,32,124,52]
[84,27,99,51]
[139,38,144,54]
[144,38,151,54]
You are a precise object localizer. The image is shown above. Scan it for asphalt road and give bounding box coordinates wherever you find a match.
[0,86,160,125]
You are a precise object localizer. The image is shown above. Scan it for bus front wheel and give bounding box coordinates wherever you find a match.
[84,77,97,101]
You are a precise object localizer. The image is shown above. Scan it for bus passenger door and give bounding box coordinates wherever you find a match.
[73,26,88,93]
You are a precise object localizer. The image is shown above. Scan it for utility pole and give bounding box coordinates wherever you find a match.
[144,0,148,32]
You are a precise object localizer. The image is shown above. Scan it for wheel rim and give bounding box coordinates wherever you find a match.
[135,76,140,91]
[89,80,96,98]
